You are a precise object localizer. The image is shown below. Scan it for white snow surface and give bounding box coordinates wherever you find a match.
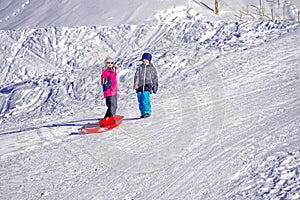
[0,0,300,199]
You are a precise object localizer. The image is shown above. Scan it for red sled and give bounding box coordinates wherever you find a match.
[78,115,124,134]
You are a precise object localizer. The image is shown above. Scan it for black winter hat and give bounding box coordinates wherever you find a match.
[142,52,152,62]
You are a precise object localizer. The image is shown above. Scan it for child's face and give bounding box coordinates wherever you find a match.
[142,59,149,65]
[106,62,114,67]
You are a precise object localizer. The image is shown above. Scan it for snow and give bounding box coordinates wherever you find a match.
[0,0,300,199]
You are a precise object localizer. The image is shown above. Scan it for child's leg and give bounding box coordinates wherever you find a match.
[137,92,144,116]
[143,92,151,115]
[104,96,112,118]
[104,95,117,118]
[110,94,118,116]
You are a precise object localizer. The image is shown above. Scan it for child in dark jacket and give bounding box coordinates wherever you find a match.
[133,53,158,118]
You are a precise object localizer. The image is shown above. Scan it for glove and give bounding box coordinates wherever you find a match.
[152,85,158,94]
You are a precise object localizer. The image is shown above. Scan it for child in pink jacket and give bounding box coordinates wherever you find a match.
[101,57,118,118]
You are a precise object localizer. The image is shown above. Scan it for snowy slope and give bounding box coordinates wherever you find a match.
[0,0,188,29]
[1,0,299,29]
[1,0,300,200]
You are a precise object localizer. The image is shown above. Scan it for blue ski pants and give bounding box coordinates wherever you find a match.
[137,91,151,116]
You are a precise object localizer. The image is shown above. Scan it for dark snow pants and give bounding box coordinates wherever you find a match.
[104,94,118,118]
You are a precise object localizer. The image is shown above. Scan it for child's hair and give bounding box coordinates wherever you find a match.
[102,65,117,72]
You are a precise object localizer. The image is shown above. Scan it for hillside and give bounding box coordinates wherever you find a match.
[0,0,300,199]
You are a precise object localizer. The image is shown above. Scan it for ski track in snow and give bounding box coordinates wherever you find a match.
[0,3,300,200]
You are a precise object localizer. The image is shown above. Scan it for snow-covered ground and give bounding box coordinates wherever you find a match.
[0,0,300,199]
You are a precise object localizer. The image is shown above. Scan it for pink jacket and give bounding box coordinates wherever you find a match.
[101,68,118,98]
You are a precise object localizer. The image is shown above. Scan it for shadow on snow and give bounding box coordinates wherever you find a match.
[0,117,140,135]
